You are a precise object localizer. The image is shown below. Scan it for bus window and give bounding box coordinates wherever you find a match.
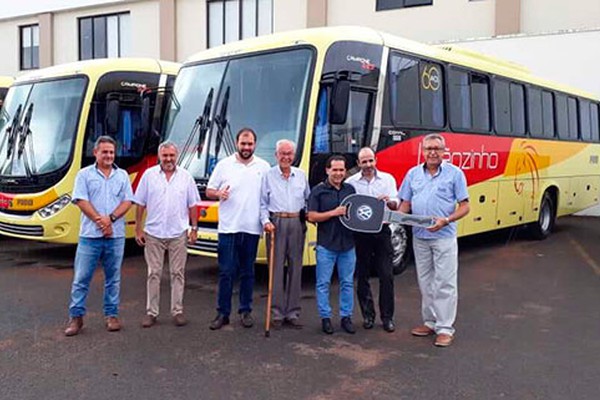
[330,90,372,153]
[528,87,543,137]
[510,83,525,136]
[555,93,568,139]
[494,80,511,135]
[542,90,555,138]
[579,99,592,141]
[449,68,490,132]
[591,103,599,142]
[567,96,579,140]
[419,62,444,127]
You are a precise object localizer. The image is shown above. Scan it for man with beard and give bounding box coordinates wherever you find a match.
[308,155,356,335]
[134,141,200,328]
[347,147,399,333]
[398,133,470,347]
[206,128,270,330]
[260,139,310,329]
[64,136,134,336]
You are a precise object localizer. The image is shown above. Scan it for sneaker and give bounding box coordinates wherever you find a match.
[141,314,157,328]
[434,333,454,347]
[105,316,121,332]
[209,314,230,330]
[411,325,435,337]
[341,317,356,334]
[240,312,254,328]
[173,313,188,327]
[321,318,334,335]
[64,316,83,337]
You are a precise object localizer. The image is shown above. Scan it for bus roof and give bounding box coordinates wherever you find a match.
[14,58,180,84]
[0,76,14,88]
[185,26,597,101]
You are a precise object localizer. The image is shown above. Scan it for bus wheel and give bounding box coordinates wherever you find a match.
[528,192,556,240]
[389,223,411,275]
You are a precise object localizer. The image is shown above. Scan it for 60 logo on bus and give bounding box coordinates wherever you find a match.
[421,64,441,91]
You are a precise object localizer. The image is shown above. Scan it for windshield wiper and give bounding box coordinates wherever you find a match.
[178,88,214,170]
[17,103,36,178]
[0,104,23,174]
[212,86,236,164]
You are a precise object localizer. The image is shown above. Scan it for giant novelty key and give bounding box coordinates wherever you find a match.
[339,194,435,233]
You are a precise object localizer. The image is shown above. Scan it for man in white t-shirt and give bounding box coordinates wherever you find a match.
[134,141,200,328]
[206,128,270,330]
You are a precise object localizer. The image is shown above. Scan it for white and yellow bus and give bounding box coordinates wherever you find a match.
[163,27,600,271]
[0,58,179,243]
[0,76,14,108]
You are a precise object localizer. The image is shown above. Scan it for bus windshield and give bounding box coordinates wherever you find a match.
[165,47,313,178]
[0,77,86,177]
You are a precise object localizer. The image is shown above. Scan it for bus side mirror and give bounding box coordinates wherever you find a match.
[106,99,120,135]
[141,96,152,135]
[329,80,350,125]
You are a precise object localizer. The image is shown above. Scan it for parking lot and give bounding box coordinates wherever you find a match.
[0,216,599,400]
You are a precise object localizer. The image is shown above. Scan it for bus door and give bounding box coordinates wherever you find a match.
[309,41,383,186]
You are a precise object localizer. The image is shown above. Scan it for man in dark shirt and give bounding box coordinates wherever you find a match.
[308,155,356,335]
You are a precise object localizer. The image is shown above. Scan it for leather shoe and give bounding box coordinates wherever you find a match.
[142,314,157,328]
[363,317,375,330]
[271,319,283,329]
[382,319,395,333]
[321,318,334,334]
[286,318,303,329]
[173,313,188,327]
[240,312,254,328]
[64,316,83,336]
[341,317,356,334]
[434,333,454,347]
[105,316,121,332]
[209,314,230,330]
[411,325,435,337]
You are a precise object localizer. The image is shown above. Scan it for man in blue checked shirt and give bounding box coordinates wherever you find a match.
[399,133,470,348]
[64,136,134,337]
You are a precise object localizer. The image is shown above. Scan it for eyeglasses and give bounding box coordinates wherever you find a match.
[423,147,445,152]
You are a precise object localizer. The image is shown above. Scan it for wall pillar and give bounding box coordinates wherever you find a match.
[307,0,327,28]
[495,0,521,36]
[38,13,53,68]
[159,0,176,61]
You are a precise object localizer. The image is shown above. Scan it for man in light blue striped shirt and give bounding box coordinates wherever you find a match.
[260,139,309,328]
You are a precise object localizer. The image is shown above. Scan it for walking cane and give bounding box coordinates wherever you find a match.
[265,230,275,337]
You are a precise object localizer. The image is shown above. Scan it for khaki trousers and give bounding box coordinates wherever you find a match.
[145,232,188,317]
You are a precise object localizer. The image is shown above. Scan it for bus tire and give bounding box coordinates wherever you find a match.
[389,223,411,275]
[528,192,556,240]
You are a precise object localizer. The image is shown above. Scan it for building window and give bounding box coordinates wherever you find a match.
[376,0,433,12]
[208,0,273,48]
[20,25,39,70]
[79,13,130,60]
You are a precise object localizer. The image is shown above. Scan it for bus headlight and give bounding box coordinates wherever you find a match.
[38,195,72,219]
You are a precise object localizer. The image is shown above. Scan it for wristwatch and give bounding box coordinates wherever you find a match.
[109,213,118,223]
[190,226,198,231]
[444,217,451,225]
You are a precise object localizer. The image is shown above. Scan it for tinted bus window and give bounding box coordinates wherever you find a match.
[449,69,489,132]
[471,74,490,131]
[389,53,444,128]
[510,83,525,136]
[528,87,543,137]
[567,97,578,140]
[542,90,555,138]
[494,80,511,135]
[591,103,599,142]
[555,93,568,139]
[579,99,592,141]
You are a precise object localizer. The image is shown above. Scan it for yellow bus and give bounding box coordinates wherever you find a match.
[0,76,14,108]
[163,26,600,271]
[0,58,179,243]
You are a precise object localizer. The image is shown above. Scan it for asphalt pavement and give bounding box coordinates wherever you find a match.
[0,216,599,400]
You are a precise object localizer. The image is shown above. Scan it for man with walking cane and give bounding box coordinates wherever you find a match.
[260,139,310,330]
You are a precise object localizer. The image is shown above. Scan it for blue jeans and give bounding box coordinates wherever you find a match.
[69,237,125,318]
[217,233,259,317]
[315,245,356,319]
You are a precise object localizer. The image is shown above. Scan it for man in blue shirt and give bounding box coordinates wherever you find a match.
[64,136,134,336]
[399,134,470,347]
[308,155,356,335]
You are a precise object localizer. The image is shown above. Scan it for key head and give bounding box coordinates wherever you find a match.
[339,194,385,233]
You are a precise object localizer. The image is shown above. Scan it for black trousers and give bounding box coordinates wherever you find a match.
[354,225,395,322]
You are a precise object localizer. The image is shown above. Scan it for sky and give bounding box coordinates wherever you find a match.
[0,0,124,19]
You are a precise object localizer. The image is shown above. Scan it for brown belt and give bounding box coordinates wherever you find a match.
[270,212,300,218]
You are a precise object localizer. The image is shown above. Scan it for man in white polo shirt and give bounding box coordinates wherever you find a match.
[206,128,270,330]
[134,141,200,328]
